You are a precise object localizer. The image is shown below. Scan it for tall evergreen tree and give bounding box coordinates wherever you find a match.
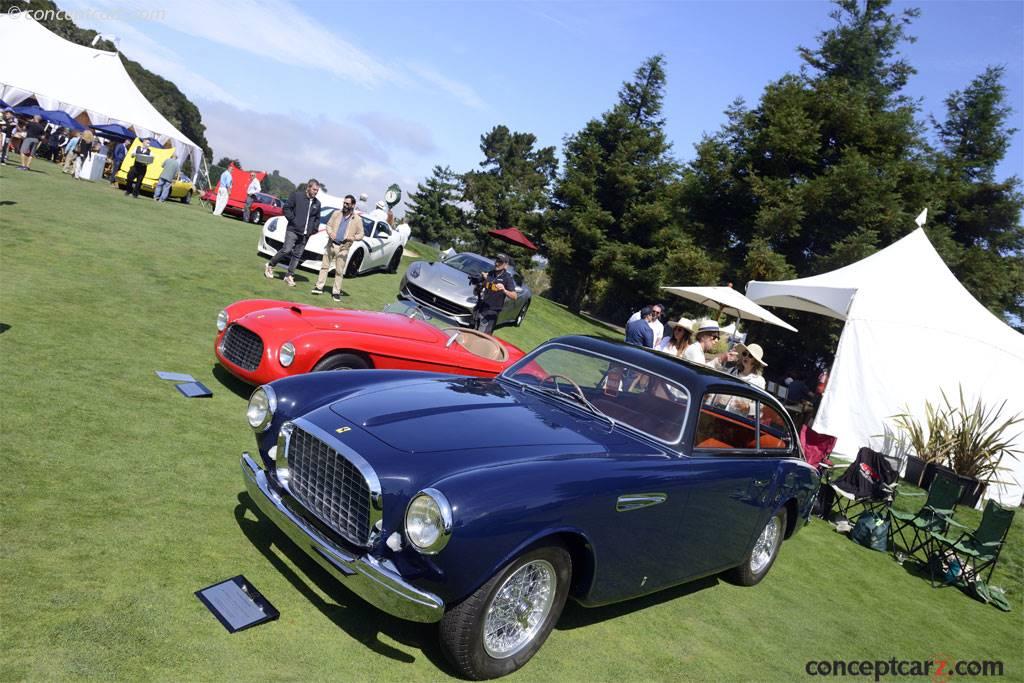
[933,66,1024,325]
[405,165,471,246]
[680,0,934,369]
[546,55,689,317]
[462,126,557,247]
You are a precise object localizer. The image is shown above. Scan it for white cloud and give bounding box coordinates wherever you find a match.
[352,112,438,155]
[407,63,487,110]
[198,99,422,203]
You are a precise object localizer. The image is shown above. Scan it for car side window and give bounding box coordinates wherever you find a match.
[758,403,793,450]
[695,393,758,450]
[375,222,391,238]
[513,272,524,288]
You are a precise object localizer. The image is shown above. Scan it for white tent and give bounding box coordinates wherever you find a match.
[0,14,201,179]
[747,228,1024,506]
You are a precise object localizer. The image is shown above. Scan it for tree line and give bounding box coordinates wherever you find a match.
[405,0,1022,374]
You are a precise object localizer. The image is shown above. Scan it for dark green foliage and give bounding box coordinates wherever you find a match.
[405,165,471,246]
[546,55,699,317]
[931,67,1024,325]
[462,125,557,251]
[0,0,211,158]
[261,170,297,198]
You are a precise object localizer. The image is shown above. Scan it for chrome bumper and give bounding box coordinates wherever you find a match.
[240,453,445,623]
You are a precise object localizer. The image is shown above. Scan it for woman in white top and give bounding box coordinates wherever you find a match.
[656,318,694,357]
[730,342,767,390]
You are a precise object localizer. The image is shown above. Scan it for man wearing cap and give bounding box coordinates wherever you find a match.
[472,253,517,334]
[243,172,262,222]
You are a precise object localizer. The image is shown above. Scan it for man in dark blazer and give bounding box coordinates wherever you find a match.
[264,179,322,287]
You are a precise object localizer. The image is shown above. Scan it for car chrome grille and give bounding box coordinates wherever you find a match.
[405,282,469,316]
[222,324,264,371]
[287,427,372,546]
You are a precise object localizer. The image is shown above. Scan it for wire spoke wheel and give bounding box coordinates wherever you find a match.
[750,515,781,574]
[482,559,556,659]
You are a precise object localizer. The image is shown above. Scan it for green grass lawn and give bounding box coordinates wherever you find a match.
[1,161,1022,681]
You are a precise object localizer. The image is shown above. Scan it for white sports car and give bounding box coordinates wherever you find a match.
[258,208,411,276]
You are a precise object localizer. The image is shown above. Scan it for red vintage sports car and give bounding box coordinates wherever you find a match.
[201,190,284,224]
[215,300,525,384]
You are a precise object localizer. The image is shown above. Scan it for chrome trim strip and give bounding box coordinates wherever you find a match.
[279,417,384,546]
[616,493,668,512]
[241,453,444,623]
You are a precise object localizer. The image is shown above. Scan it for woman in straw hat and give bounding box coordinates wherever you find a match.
[729,342,767,390]
[656,317,694,357]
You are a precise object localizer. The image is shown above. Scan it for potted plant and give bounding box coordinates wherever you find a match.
[891,398,953,487]
[941,388,1023,507]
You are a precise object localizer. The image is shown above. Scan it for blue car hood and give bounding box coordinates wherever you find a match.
[328,377,618,453]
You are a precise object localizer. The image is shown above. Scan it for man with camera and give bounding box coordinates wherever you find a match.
[471,253,517,334]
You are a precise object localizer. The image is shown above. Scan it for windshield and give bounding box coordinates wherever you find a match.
[444,254,492,277]
[501,344,691,443]
[382,301,452,331]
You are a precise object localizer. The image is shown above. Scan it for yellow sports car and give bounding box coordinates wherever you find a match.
[115,139,194,202]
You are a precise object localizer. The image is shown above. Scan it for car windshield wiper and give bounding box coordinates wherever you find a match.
[533,385,615,431]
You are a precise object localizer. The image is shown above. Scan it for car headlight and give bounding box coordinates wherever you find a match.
[404,488,453,554]
[279,342,296,367]
[217,309,229,332]
[408,262,422,278]
[246,385,277,432]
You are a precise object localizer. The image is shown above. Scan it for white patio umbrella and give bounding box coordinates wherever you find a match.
[661,285,798,332]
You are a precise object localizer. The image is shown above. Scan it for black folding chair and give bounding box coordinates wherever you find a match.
[822,447,899,525]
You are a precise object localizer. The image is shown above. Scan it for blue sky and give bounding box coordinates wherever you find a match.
[59,0,1023,206]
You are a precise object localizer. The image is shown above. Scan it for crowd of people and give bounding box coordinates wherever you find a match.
[623,301,825,418]
[0,109,183,193]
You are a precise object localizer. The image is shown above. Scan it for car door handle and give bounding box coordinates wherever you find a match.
[753,478,770,487]
[616,493,667,512]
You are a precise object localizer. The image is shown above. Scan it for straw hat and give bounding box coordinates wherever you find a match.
[667,317,694,332]
[735,342,767,367]
[693,319,720,336]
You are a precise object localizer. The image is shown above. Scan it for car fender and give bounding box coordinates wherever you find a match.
[224,298,288,320]
[415,458,642,606]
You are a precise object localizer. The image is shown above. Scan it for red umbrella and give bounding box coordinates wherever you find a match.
[488,226,538,251]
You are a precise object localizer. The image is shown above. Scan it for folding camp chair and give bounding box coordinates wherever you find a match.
[927,500,1016,588]
[800,425,836,471]
[823,447,899,526]
[887,472,963,564]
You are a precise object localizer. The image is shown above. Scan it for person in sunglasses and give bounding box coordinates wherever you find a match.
[729,342,767,390]
[683,319,721,365]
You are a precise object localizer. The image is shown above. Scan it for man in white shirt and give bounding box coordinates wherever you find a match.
[684,321,733,368]
[243,172,262,222]
[626,302,665,346]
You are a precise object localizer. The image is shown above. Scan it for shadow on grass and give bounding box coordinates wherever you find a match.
[556,575,720,631]
[211,364,255,399]
[233,492,453,674]
[0,323,9,334]
[0,200,15,206]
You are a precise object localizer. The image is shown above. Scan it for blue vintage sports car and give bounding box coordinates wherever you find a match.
[239,336,819,679]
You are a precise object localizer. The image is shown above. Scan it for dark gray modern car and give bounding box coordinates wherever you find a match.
[398,252,532,328]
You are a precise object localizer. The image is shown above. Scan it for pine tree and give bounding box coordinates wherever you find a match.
[933,66,1024,324]
[546,55,688,317]
[405,165,471,246]
[462,126,557,248]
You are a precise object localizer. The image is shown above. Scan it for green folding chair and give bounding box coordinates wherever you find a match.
[927,500,1016,588]
[888,473,963,563]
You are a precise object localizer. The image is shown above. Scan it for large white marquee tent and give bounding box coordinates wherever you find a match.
[0,13,202,178]
[747,228,1024,506]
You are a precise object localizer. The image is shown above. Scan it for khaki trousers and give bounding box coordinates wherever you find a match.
[315,241,352,294]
